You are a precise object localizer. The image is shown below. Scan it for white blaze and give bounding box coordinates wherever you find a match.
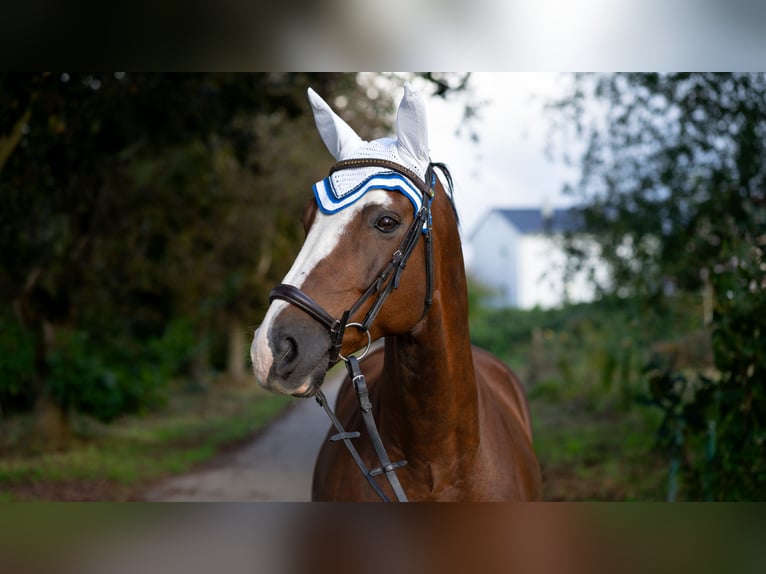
[251,190,393,386]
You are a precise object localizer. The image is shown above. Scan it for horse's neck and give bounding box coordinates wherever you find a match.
[379,198,480,462]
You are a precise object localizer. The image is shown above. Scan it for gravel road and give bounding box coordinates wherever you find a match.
[145,368,345,501]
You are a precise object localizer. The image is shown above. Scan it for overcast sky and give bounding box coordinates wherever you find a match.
[423,73,580,242]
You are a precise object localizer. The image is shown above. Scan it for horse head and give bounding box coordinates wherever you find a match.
[251,84,433,397]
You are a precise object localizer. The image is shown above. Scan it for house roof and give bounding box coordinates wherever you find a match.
[494,207,582,235]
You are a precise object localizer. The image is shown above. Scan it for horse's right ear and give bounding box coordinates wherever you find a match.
[308,88,364,161]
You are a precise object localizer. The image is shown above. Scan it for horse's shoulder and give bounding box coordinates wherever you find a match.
[471,344,522,391]
[471,345,534,439]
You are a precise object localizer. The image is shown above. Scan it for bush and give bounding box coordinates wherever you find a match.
[0,310,198,424]
[646,282,766,501]
[45,330,119,421]
[468,292,703,412]
[37,318,196,423]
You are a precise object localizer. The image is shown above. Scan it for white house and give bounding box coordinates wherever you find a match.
[469,207,604,309]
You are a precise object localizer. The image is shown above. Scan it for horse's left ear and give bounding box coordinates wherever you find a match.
[396,82,430,168]
[308,87,364,161]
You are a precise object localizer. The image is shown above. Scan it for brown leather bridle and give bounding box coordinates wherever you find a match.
[268,158,444,502]
[269,158,436,366]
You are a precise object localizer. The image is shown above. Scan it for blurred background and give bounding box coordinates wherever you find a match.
[0,72,764,502]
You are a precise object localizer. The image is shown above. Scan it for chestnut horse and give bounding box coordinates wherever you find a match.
[251,84,542,501]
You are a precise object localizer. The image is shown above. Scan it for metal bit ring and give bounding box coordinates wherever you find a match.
[338,323,373,362]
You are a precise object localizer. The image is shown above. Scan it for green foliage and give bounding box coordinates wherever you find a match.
[548,73,766,499]
[469,291,702,411]
[43,319,197,423]
[0,73,351,424]
[45,331,122,422]
[646,277,766,500]
[0,317,35,410]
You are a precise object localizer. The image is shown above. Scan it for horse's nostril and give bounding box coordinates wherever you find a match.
[282,336,297,363]
[275,336,299,376]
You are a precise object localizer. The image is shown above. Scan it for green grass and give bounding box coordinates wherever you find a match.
[467,294,710,501]
[530,398,668,500]
[0,385,292,500]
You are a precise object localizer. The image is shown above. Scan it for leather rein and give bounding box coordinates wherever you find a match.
[269,158,441,502]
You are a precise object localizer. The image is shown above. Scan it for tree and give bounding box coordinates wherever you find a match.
[548,73,766,499]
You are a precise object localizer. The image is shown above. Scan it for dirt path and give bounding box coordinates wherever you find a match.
[145,368,345,501]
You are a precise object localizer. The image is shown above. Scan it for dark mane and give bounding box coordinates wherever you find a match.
[431,162,459,226]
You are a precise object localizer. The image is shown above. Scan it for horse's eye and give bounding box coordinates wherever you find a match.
[375,215,400,233]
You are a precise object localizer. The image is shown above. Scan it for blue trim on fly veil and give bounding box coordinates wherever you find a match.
[313,171,424,216]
